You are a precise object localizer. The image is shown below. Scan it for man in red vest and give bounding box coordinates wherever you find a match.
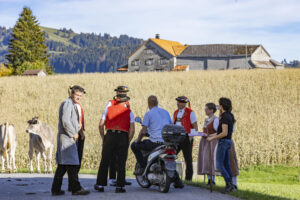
[109,86,132,186]
[95,88,135,193]
[173,96,198,182]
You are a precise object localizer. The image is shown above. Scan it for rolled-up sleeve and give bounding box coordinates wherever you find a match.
[101,101,111,121]
[61,101,77,138]
[130,111,135,123]
[142,112,150,127]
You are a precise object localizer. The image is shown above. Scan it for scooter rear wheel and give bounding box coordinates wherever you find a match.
[158,169,171,193]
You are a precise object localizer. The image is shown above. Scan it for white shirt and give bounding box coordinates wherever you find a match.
[101,101,134,123]
[172,108,197,133]
[76,104,82,121]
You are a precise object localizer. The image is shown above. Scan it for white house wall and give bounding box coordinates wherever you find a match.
[128,40,175,72]
[251,46,270,61]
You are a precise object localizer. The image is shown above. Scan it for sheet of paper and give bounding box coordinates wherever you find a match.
[189,131,207,137]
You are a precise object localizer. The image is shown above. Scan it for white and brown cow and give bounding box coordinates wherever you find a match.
[26,117,54,173]
[0,122,17,173]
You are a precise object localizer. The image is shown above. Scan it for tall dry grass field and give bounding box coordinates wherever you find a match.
[0,69,299,171]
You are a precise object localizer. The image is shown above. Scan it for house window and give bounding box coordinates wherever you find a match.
[145,49,152,54]
[160,58,167,65]
[131,59,140,66]
[145,59,154,66]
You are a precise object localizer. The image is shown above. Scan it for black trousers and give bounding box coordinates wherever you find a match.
[51,164,81,193]
[109,151,117,179]
[131,139,162,168]
[68,137,85,189]
[178,136,194,181]
[96,131,129,187]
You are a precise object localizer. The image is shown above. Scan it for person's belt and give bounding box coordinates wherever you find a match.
[107,130,128,134]
[152,141,164,145]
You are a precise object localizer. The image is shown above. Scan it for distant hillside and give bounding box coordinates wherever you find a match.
[0,26,143,73]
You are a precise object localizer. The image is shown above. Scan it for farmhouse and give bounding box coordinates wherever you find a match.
[22,69,47,77]
[126,35,284,72]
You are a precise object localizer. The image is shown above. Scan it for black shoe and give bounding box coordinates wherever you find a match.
[115,187,126,193]
[72,188,90,195]
[52,190,65,196]
[222,182,235,194]
[94,184,104,192]
[233,184,238,190]
[207,180,216,185]
[125,180,132,186]
[173,179,184,189]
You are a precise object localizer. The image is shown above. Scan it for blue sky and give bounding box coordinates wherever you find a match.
[0,0,299,61]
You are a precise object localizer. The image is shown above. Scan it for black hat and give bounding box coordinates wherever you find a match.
[114,86,129,93]
[176,96,189,103]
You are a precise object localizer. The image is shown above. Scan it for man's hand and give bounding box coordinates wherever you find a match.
[134,138,140,143]
[99,119,105,141]
[73,133,79,141]
[207,136,215,142]
[129,122,135,143]
[129,135,133,142]
[79,123,82,131]
[189,136,193,142]
[80,131,85,140]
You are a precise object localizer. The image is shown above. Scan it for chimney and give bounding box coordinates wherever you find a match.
[155,34,160,39]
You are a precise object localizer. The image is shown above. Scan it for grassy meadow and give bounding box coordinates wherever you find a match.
[190,165,300,200]
[0,69,299,172]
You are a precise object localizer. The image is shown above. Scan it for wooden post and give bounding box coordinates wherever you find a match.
[208,141,213,192]
[245,43,248,69]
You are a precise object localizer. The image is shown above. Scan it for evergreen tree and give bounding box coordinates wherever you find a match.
[6,7,53,74]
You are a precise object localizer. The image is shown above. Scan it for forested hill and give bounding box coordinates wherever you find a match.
[0,26,143,73]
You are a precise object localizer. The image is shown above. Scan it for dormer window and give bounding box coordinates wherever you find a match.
[145,49,152,54]
[145,58,154,66]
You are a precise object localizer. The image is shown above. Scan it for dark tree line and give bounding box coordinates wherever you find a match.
[0,21,143,73]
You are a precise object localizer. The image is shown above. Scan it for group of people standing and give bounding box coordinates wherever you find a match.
[50,84,238,196]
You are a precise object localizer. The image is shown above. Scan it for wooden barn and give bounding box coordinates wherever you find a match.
[177,44,284,70]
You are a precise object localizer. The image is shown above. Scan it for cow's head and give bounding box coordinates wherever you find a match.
[26,116,40,134]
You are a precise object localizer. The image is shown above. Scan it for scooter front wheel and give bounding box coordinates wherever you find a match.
[158,169,171,193]
[136,175,151,188]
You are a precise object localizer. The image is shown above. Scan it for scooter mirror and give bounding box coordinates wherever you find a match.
[135,117,142,124]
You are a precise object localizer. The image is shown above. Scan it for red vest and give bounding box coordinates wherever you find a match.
[173,108,193,133]
[105,101,131,133]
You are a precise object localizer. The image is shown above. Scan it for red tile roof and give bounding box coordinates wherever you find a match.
[171,65,189,71]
